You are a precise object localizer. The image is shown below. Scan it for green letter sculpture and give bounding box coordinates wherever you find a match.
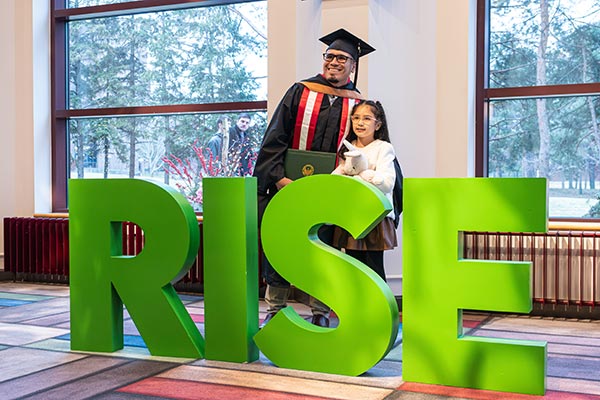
[69,179,203,358]
[203,177,259,362]
[255,175,400,376]
[402,178,547,395]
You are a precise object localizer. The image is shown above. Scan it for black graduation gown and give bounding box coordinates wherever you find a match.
[253,75,359,286]
[253,74,360,195]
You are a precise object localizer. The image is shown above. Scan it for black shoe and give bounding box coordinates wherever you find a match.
[311,314,330,328]
[260,312,277,329]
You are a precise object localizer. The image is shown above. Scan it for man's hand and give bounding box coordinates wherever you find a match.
[276,177,293,190]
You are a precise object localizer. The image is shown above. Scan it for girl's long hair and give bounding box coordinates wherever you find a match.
[338,100,391,158]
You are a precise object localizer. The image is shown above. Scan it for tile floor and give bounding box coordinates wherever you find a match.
[0,282,599,399]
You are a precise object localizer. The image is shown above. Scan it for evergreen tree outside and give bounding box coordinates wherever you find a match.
[66,1,267,211]
[487,0,600,217]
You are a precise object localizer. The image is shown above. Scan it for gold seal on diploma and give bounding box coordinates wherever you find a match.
[302,164,315,176]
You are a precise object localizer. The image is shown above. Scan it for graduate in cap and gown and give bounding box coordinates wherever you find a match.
[254,28,375,328]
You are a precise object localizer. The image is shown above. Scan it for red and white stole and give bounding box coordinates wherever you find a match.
[292,81,362,152]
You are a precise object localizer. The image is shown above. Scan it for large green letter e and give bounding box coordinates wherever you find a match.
[402,178,548,395]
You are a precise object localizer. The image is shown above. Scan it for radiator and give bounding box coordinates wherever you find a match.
[463,231,600,308]
[3,217,69,282]
[3,217,204,291]
[120,221,204,291]
[5,217,598,308]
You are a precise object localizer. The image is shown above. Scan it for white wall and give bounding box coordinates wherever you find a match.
[0,0,52,256]
[267,0,322,116]
[32,1,52,213]
[435,0,476,178]
[366,0,439,293]
[0,2,17,243]
[0,0,51,256]
[1,0,476,296]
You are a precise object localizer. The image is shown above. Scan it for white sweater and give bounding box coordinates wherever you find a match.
[332,139,396,221]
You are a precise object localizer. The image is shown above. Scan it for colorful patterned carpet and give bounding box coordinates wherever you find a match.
[0,282,599,399]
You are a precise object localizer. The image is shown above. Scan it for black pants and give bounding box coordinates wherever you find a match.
[345,249,386,282]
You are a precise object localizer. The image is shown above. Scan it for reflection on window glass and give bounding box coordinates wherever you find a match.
[68,2,267,108]
[489,0,600,88]
[68,111,267,211]
[488,96,600,218]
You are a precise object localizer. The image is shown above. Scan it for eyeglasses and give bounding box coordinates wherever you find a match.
[323,53,354,64]
[351,115,378,123]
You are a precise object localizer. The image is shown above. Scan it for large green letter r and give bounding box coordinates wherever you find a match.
[69,179,203,358]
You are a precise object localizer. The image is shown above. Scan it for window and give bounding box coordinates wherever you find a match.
[477,0,600,219]
[52,0,267,212]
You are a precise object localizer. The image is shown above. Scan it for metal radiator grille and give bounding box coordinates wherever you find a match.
[463,231,600,308]
[3,217,204,291]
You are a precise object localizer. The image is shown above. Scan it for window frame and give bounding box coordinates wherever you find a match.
[51,0,267,211]
[475,0,600,221]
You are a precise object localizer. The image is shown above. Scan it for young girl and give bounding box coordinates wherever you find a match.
[332,100,398,281]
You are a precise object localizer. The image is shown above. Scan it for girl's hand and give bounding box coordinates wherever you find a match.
[359,169,384,185]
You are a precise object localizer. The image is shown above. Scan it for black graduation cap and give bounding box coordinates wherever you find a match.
[319,28,375,88]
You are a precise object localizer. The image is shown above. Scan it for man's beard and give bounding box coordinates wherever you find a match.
[326,76,340,84]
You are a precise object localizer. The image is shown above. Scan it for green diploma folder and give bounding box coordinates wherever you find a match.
[284,149,337,180]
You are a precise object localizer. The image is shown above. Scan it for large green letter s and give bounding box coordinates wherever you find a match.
[255,175,400,376]
[69,179,203,358]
